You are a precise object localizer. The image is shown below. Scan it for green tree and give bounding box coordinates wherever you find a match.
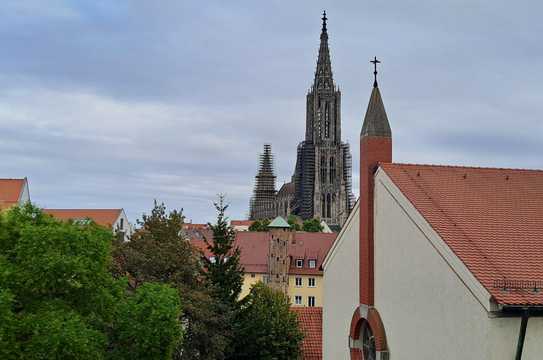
[287,215,302,231]
[302,218,324,232]
[248,219,271,232]
[0,204,182,360]
[113,201,230,360]
[203,195,244,304]
[231,283,303,360]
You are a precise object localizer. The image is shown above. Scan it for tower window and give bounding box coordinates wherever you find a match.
[326,193,331,218]
[324,102,330,138]
[320,156,326,183]
[329,157,335,184]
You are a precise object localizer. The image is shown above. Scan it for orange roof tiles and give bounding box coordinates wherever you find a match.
[292,307,322,359]
[190,231,336,275]
[43,209,122,229]
[381,163,543,306]
[230,220,254,226]
[0,178,26,210]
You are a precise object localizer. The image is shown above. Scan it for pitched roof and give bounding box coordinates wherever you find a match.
[0,178,26,210]
[268,216,290,228]
[190,231,336,275]
[43,209,122,229]
[381,163,543,306]
[230,220,254,226]
[292,307,322,359]
[277,182,295,196]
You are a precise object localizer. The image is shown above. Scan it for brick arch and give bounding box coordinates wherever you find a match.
[348,305,389,359]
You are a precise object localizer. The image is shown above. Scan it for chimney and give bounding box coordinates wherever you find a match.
[359,73,392,306]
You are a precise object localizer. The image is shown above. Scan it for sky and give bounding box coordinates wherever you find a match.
[1,0,542,224]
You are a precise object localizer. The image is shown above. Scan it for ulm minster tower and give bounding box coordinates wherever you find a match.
[250,12,353,228]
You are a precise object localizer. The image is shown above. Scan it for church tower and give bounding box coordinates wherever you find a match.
[294,12,353,227]
[249,144,277,220]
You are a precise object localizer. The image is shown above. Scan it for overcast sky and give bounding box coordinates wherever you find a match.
[1,1,542,224]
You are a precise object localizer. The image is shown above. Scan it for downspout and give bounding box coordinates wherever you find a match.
[515,308,530,360]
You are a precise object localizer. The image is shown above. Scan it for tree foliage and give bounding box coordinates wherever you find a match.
[113,201,230,360]
[203,195,244,304]
[287,215,302,231]
[231,283,303,360]
[302,218,324,232]
[0,204,182,360]
[248,219,271,232]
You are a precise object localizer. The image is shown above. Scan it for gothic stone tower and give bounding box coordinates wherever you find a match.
[294,12,353,227]
[249,144,277,220]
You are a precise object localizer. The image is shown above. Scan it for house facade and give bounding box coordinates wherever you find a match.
[323,74,543,359]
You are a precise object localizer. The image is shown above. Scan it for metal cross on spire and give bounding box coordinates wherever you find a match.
[322,10,327,32]
[370,56,381,88]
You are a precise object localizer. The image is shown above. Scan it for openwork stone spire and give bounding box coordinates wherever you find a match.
[249,144,277,220]
[314,10,333,89]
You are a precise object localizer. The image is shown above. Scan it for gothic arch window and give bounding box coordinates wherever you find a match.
[329,157,335,184]
[324,102,330,138]
[320,156,326,184]
[321,194,326,217]
[326,193,331,218]
[332,194,336,219]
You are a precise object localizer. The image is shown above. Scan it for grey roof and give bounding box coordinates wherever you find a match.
[361,86,391,138]
[268,216,290,229]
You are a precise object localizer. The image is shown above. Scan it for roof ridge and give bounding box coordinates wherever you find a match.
[385,162,543,173]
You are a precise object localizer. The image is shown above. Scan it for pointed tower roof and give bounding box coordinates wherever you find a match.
[314,11,333,87]
[268,216,290,229]
[361,61,391,137]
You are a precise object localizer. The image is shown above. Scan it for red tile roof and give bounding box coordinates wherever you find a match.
[382,163,543,306]
[183,223,208,230]
[43,209,122,229]
[292,307,322,359]
[0,178,26,210]
[230,220,254,226]
[190,231,336,275]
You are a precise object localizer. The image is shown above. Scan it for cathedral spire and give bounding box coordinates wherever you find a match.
[315,11,333,87]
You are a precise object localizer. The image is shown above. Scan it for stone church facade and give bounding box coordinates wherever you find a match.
[250,13,353,229]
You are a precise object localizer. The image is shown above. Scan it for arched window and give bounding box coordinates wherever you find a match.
[321,194,326,217]
[320,156,326,183]
[329,157,335,184]
[326,193,331,218]
[324,102,330,138]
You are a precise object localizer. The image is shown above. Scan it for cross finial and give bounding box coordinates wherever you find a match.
[370,56,381,88]
[322,11,327,32]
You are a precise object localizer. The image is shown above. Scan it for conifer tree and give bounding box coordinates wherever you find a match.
[203,195,244,304]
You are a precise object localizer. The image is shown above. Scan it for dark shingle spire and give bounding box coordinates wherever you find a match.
[361,73,391,138]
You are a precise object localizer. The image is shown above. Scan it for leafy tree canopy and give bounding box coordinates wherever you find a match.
[302,218,324,232]
[248,219,271,232]
[113,201,231,360]
[0,204,182,360]
[231,283,304,360]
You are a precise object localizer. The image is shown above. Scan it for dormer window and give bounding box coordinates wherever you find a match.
[296,259,304,268]
[308,259,317,269]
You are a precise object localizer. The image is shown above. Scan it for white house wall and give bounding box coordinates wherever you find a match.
[323,201,359,360]
[374,171,543,359]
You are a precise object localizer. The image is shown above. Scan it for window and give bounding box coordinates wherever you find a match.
[296,259,304,268]
[209,256,216,264]
[320,156,326,183]
[362,321,376,360]
[308,296,315,307]
[120,218,124,230]
[295,277,303,287]
[308,278,316,287]
[329,157,335,184]
[308,259,317,269]
[295,296,302,305]
[326,193,332,218]
[250,273,255,278]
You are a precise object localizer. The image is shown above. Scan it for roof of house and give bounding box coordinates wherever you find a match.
[0,178,26,210]
[291,307,322,360]
[277,181,295,196]
[381,163,543,306]
[191,231,336,275]
[183,223,209,230]
[43,209,122,229]
[230,220,254,227]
